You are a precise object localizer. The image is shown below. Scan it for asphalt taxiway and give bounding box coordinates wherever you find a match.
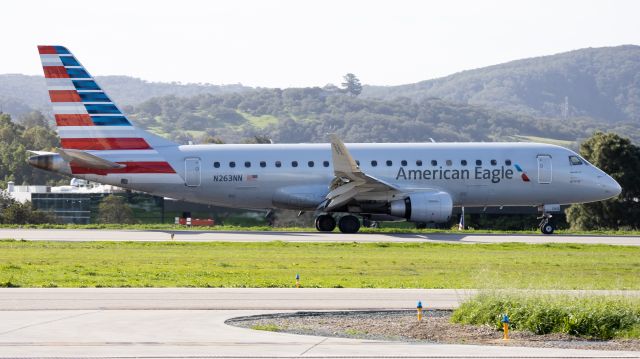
[1,228,640,245]
[1,288,639,358]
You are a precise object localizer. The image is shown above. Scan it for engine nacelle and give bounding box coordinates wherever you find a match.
[389,191,453,223]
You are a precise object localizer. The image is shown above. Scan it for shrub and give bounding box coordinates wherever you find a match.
[451,292,640,339]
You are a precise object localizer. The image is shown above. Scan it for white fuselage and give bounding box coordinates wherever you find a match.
[75,142,621,211]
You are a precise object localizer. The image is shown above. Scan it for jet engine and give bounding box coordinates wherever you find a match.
[389,191,453,223]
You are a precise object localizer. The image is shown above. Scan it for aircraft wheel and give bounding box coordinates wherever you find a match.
[540,221,555,235]
[415,222,427,229]
[315,214,336,232]
[338,215,361,234]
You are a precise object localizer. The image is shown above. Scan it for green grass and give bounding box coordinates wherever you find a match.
[2,223,640,236]
[452,292,640,339]
[238,111,280,129]
[0,240,638,289]
[184,130,206,138]
[251,324,282,332]
[147,126,170,138]
[344,328,368,336]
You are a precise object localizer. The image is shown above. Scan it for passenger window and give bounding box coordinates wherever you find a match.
[386,160,393,166]
[323,161,330,167]
[446,160,452,166]
[569,155,583,165]
[490,159,497,166]
[416,160,422,166]
[461,160,467,166]
[476,160,482,166]
[401,160,407,166]
[229,161,236,168]
[505,159,512,166]
[275,161,282,168]
[244,161,251,168]
[431,160,437,166]
[371,160,377,167]
[308,161,314,167]
[292,161,298,167]
[260,161,266,168]
[214,162,220,168]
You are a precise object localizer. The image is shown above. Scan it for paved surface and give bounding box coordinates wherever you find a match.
[0,288,474,310]
[1,289,639,358]
[2,228,640,245]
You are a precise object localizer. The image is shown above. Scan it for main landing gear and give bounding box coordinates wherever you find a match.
[315,214,336,232]
[315,214,361,233]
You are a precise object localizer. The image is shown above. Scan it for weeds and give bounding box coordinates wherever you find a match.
[251,324,282,332]
[451,292,640,339]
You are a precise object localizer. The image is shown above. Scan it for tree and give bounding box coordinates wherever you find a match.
[97,195,137,224]
[565,132,640,230]
[341,73,363,96]
[17,111,50,129]
[0,191,56,224]
[242,135,272,144]
[0,113,63,187]
[199,135,225,144]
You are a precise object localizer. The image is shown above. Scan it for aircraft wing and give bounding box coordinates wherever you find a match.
[323,134,399,211]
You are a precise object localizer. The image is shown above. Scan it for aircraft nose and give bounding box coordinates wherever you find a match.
[602,175,622,197]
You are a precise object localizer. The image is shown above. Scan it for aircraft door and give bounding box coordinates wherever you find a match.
[537,155,552,184]
[184,158,201,187]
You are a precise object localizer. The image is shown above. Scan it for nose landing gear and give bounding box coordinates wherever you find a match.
[538,211,555,234]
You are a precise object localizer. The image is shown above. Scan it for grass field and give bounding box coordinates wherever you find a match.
[2,223,640,236]
[0,240,638,289]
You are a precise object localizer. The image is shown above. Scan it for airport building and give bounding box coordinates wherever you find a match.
[5,180,261,225]
[6,180,164,224]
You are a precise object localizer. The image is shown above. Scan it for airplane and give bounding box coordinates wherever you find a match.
[28,45,622,234]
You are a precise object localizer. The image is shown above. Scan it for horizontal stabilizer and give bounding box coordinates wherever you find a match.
[56,148,126,170]
[27,150,57,156]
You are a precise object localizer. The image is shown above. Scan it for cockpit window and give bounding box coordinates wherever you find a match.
[569,155,583,166]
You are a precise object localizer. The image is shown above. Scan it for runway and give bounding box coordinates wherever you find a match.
[2,228,640,245]
[0,288,639,358]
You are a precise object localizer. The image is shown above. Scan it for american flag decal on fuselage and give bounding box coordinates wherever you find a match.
[38,45,176,176]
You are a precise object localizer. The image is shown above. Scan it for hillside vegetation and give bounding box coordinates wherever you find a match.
[129,88,639,144]
[0,74,250,116]
[363,45,640,124]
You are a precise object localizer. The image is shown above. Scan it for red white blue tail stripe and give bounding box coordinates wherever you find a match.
[38,45,178,178]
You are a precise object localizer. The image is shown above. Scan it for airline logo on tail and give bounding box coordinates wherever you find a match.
[38,45,176,176]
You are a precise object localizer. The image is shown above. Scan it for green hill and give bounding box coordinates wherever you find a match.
[0,74,251,117]
[128,88,639,144]
[363,45,640,124]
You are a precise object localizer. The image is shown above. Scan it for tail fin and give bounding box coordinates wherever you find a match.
[38,45,176,150]
[37,45,178,177]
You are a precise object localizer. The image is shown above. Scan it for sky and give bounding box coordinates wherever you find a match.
[2,0,640,88]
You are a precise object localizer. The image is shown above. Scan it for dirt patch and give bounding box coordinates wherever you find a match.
[227,310,640,351]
